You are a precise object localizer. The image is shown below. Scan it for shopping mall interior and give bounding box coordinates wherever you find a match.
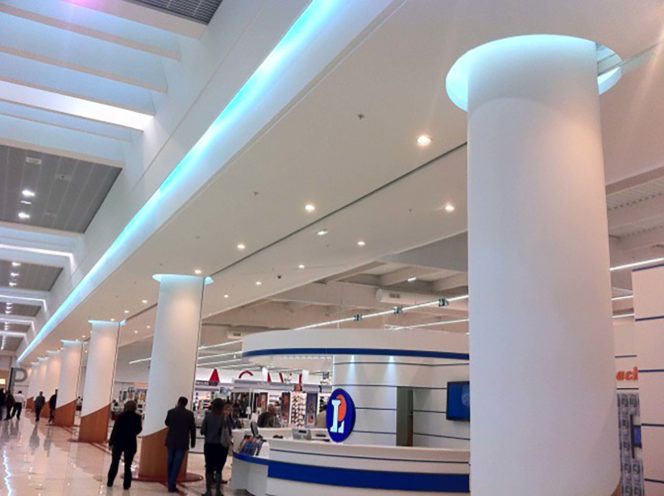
[1,0,664,495]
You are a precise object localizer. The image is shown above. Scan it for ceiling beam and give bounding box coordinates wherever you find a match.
[0,13,167,92]
[381,233,468,272]
[320,262,384,283]
[0,0,180,59]
[431,273,468,292]
[0,114,125,167]
[269,282,380,309]
[379,266,444,287]
[63,0,206,39]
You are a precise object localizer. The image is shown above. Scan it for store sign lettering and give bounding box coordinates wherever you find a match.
[616,367,639,381]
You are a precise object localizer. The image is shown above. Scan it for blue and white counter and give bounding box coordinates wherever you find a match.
[231,438,470,495]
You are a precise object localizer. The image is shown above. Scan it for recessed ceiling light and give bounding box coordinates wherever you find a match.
[123,310,129,314]
[11,262,20,267]
[10,273,19,278]
[110,318,116,322]
[407,277,417,282]
[141,299,148,304]
[223,294,229,299]
[9,282,17,287]
[316,229,328,236]
[194,269,203,275]
[444,203,455,213]
[304,203,316,213]
[134,330,139,334]
[19,200,32,206]
[147,325,151,329]
[255,281,263,286]
[21,189,36,198]
[237,243,246,251]
[298,264,306,270]
[417,134,432,146]
[357,240,366,247]
[17,212,30,220]
[81,335,85,338]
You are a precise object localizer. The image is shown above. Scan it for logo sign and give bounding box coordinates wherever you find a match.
[326,388,356,443]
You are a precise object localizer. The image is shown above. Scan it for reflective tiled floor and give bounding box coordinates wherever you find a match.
[0,414,239,495]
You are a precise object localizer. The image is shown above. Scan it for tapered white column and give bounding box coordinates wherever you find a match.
[447,35,621,495]
[79,320,120,442]
[26,362,39,408]
[33,358,48,414]
[55,340,83,426]
[139,274,206,481]
[43,350,62,419]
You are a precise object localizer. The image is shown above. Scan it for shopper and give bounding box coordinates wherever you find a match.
[107,400,142,490]
[257,404,279,428]
[0,388,5,420]
[11,390,25,420]
[164,396,196,493]
[48,390,57,424]
[4,392,14,420]
[315,402,327,428]
[34,392,46,422]
[200,399,234,496]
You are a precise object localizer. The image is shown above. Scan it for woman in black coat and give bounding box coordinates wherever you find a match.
[107,400,142,490]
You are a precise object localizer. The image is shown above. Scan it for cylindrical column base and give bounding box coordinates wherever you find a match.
[78,404,112,443]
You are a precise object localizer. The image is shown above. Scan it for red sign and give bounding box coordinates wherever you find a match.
[616,367,639,381]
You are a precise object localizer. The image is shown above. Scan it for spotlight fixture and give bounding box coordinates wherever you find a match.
[11,262,20,267]
[237,243,246,251]
[10,273,19,278]
[134,330,139,334]
[146,325,151,329]
[255,281,263,286]
[444,203,455,213]
[21,189,36,198]
[194,269,203,275]
[304,203,316,213]
[17,212,30,220]
[407,277,417,282]
[316,229,328,236]
[223,294,229,299]
[141,299,148,304]
[298,264,306,270]
[20,200,32,206]
[357,240,366,247]
[9,282,17,287]
[123,310,129,314]
[110,318,116,322]
[417,134,432,146]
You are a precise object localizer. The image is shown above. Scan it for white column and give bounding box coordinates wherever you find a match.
[79,320,119,442]
[55,340,83,426]
[44,350,62,398]
[448,35,620,495]
[26,362,39,401]
[80,321,120,418]
[139,274,205,479]
[35,358,48,397]
[142,274,205,435]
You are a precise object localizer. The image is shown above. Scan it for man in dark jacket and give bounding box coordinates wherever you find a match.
[164,396,196,492]
[34,392,46,422]
[107,400,142,490]
[48,390,57,424]
[0,389,5,420]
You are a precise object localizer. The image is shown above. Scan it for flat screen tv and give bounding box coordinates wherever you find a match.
[446,381,470,421]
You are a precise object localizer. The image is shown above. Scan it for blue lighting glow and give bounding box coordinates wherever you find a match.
[445,34,623,112]
[18,0,341,363]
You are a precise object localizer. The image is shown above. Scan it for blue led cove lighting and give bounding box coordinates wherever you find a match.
[19,0,341,363]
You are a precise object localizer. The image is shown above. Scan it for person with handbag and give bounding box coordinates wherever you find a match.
[200,399,234,496]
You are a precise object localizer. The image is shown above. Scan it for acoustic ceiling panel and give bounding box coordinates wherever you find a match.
[0,260,62,291]
[128,0,223,23]
[0,144,121,233]
[0,301,40,318]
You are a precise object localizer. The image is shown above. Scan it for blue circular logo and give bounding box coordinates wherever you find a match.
[326,388,356,443]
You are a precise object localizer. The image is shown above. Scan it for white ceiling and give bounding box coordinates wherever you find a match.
[2,0,663,364]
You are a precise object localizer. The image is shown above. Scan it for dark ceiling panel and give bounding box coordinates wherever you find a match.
[1,336,23,352]
[0,144,121,233]
[0,260,62,291]
[128,0,223,23]
[0,323,30,333]
[0,301,40,317]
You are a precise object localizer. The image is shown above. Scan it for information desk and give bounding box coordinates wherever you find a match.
[231,438,470,495]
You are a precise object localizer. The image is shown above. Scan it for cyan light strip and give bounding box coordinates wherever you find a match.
[18,0,341,363]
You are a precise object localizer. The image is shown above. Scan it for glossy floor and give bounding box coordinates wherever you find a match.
[0,414,238,495]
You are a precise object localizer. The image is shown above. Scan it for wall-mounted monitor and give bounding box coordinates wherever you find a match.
[446,381,470,421]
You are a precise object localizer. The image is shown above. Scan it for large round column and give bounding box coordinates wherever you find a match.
[447,35,620,495]
[79,321,120,443]
[42,350,62,420]
[26,362,39,409]
[55,340,83,427]
[138,274,206,481]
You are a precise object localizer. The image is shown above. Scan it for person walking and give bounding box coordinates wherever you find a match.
[34,392,46,422]
[200,399,234,496]
[11,390,25,420]
[107,400,142,490]
[0,388,5,420]
[164,396,196,493]
[4,392,14,421]
[48,390,57,424]
[257,404,279,428]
